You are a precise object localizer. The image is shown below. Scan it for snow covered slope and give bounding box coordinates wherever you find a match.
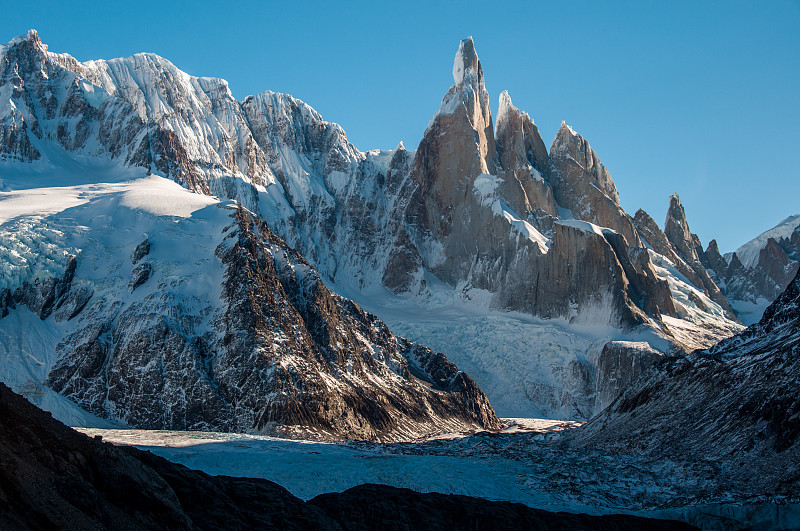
[0,167,499,440]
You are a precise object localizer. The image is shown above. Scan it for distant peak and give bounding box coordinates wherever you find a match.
[396,141,405,151]
[452,36,480,85]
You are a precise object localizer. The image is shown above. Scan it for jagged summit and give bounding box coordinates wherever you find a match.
[452,36,480,85]
[731,213,800,269]
[3,29,42,49]
[705,213,800,324]
[496,90,514,122]
[557,120,576,136]
[664,193,699,259]
[494,90,550,176]
[549,121,619,204]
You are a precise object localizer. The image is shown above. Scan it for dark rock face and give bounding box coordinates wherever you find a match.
[47,206,501,441]
[0,382,695,530]
[128,262,152,292]
[594,341,664,413]
[532,222,643,325]
[0,380,339,530]
[572,269,800,495]
[0,254,93,323]
[145,128,210,195]
[131,238,150,264]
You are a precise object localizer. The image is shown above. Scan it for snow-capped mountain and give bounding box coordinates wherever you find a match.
[0,173,499,440]
[0,30,752,423]
[705,215,800,324]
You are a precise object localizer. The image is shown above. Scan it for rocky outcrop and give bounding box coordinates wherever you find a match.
[594,341,664,413]
[6,255,91,321]
[131,238,150,264]
[46,206,501,441]
[128,262,152,292]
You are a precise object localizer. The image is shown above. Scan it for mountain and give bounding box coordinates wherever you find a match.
[705,215,800,324]
[0,30,747,422]
[572,267,800,497]
[0,171,499,440]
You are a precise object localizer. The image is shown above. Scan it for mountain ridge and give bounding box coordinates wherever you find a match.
[0,30,762,423]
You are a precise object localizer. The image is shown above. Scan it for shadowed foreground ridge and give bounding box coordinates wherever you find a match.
[573,268,800,496]
[0,382,695,530]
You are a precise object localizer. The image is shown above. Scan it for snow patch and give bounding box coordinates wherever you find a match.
[556,219,617,237]
[473,175,550,252]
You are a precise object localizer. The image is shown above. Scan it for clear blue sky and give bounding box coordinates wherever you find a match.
[3,0,799,253]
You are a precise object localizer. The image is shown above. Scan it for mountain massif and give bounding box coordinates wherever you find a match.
[0,30,795,431]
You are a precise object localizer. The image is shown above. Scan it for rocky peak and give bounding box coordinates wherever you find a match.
[407,38,499,243]
[706,216,800,324]
[658,195,739,320]
[452,36,480,86]
[546,122,641,245]
[664,193,703,262]
[550,122,620,204]
[495,90,550,176]
[432,37,496,174]
[2,29,45,56]
[2,30,47,81]
[706,238,721,258]
[1,30,85,79]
